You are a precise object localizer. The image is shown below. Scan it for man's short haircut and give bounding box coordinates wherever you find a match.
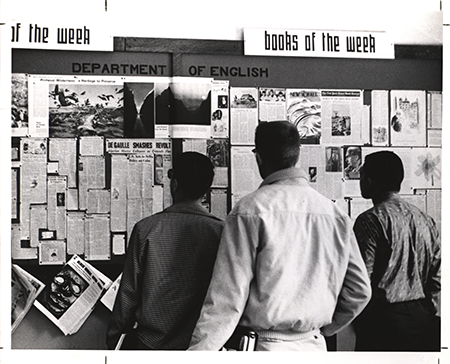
[363,151,404,192]
[255,121,301,169]
[172,152,214,200]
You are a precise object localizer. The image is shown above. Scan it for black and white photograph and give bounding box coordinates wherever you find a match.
[231,88,258,108]
[36,265,88,319]
[2,0,446,362]
[308,166,317,182]
[49,83,124,138]
[56,192,65,207]
[325,146,342,172]
[11,73,29,135]
[286,89,321,143]
[154,154,163,168]
[218,95,228,108]
[343,146,362,180]
[207,139,229,168]
[390,90,427,146]
[155,80,211,126]
[123,82,155,138]
[331,104,351,136]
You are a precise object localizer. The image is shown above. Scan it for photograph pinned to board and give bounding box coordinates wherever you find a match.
[48,81,124,138]
[325,146,342,173]
[343,146,362,180]
[38,240,66,265]
[123,82,155,138]
[332,104,351,136]
[390,90,426,147]
[286,89,321,144]
[230,87,259,145]
[371,90,389,146]
[11,73,29,137]
[259,87,287,123]
[231,87,258,109]
[211,80,230,138]
[320,90,363,145]
[410,148,441,189]
[155,77,213,139]
[207,138,229,188]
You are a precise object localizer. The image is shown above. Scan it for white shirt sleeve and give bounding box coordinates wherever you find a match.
[189,213,257,350]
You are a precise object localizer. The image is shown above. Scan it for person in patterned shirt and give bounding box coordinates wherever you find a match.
[353,150,440,351]
[106,152,224,350]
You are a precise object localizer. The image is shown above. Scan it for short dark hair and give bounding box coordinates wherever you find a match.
[255,121,300,169]
[171,152,214,200]
[363,151,404,192]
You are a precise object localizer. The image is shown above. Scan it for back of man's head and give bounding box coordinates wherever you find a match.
[255,121,301,170]
[171,152,214,200]
[363,151,404,192]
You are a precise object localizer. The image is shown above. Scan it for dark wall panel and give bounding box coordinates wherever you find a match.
[180,54,442,90]
[13,48,442,91]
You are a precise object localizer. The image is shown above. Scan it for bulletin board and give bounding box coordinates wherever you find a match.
[10,37,442,349]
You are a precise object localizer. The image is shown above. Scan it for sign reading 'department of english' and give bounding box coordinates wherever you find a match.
[244,28,394,59]
[10,21,113,51]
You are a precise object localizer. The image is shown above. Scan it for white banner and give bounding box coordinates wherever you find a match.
[10,21,113,51]
[244,28,394,59]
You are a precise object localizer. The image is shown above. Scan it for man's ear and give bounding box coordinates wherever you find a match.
[361,175,374,199]
[171,177,178,191]
[366,176,374,190]
[255,151,263,167]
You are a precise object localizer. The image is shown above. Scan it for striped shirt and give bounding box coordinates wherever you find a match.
[106,202,224,350]
[353,193,440,311]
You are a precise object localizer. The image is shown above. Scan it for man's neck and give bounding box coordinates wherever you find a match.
[372,191,399,205]
[261,164,296,180]
[172,195,203,205]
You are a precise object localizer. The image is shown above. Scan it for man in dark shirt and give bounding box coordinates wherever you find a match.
[106,152,224,350]
[353,151,440,351]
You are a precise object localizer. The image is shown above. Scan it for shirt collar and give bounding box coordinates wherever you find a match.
[165,201,222,220]
[260,167,309,188]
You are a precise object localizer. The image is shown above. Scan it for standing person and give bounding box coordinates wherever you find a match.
[188,121,371,351]
[106,152,224,350]
[353,151,441,351]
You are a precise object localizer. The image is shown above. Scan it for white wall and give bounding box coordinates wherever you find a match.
[1,0,444,44]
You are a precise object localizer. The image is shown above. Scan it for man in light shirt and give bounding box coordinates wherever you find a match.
[189,121,371,351]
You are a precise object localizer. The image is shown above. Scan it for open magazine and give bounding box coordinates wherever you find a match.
[34,255,112,335]
[11,264,46,333]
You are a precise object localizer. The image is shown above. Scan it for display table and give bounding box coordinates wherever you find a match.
[12,301,111,350]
